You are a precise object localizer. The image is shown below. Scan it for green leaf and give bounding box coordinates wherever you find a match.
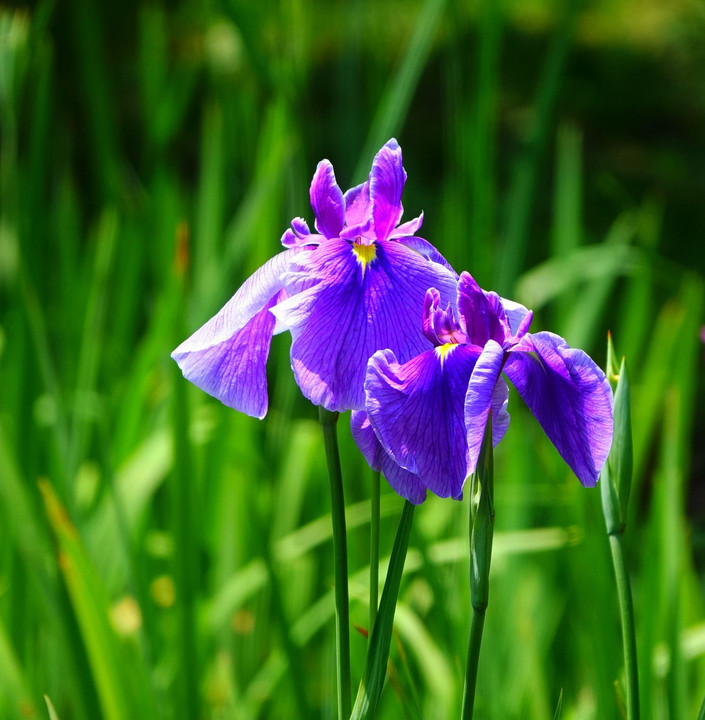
[351,501,415,720]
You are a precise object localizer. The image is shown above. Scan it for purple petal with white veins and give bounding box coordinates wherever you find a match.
[457,272,510,347]
[503,331,614,487]
[365,345,481,500]
[390,212,424,238]
[272,238,458,412]
[351,411,427,504]
[370,139,406,241]
[396,236,457,273]
[173,292,282,418]
[171,251,296,418]
[310,160,345,238]
[343,181,372,227]
[464,340,508,474]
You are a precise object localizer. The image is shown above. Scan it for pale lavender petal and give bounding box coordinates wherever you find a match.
[396,235,457,273]
[343,181,372,227]
[365,345,481,500]
[173,293,283,418]
[457,272,510,347]
[171,252,295,418]
[174,251,291,351]
[390,212,424,238]
[464,340,506,474]
[500,296,532,336]
[370,139,406,241]
[503,331,614,487]
[350,411,427,504]
[310,160,345,238]
[492,378,511,446]
[271,239,458,411]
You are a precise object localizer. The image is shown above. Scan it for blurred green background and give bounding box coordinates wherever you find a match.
[1,0,704,718]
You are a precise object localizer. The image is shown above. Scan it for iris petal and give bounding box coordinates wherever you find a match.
[503,331,613,487]
[365,346,481,500]
[464,340,508,474]
[310,160,345,238]
[171,252,295,418]
[500,296,532,336]
[343,181,372,228]
[351,411,427,504]
[390,212,424,239]
[370,139,406,241]
[396,235,457,273]
[272,239,458,412]
[457,272,510,347]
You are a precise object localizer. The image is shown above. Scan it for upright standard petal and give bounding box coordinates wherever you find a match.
[503,331,613,487]
[350,411,427,504]
[370,139,406,241]
[365,346,481,500]
[464,340,508,474]
[272,239,458,412]
[343,181,372,228]
[310,160,345,239]
[457,272,510,347]
[500,296,532,336]
[171,251,292,418]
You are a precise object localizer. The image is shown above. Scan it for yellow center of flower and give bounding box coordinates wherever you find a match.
[435,343,458,366]
[352,242,377,272]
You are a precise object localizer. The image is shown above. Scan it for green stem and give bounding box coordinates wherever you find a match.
[369,470,381,636]
[462,418,495,720]
[462,608,486,720]
[318,408,351,720]
[608,531,640,720]
[351,501,415,720]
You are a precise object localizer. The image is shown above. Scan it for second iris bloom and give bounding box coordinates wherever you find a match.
[355,273,614,504]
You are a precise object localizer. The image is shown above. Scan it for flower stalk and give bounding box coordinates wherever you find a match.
[369,470,381,636]
[318,407,351,720]
[462,415,495,720]
[600,335,640,720]
[351,500,415,720]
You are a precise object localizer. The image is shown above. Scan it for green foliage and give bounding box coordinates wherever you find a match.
[1,1,704,719]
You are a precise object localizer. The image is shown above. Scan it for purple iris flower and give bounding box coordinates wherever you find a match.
[171,139,457,418]
[354,271,614,504]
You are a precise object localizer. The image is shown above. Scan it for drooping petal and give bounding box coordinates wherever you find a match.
[365,345,481,500]
[343,181,372,227]
[503,331,613,487]
[272,239,458,412]
[370,139,406,241]
[457,272,510,347]
[395,235,457,273]
[492,377,511,447]
[464,340,508,474]
[310,160,345,238]
[171,252,295,418]
[351,411,427,504]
